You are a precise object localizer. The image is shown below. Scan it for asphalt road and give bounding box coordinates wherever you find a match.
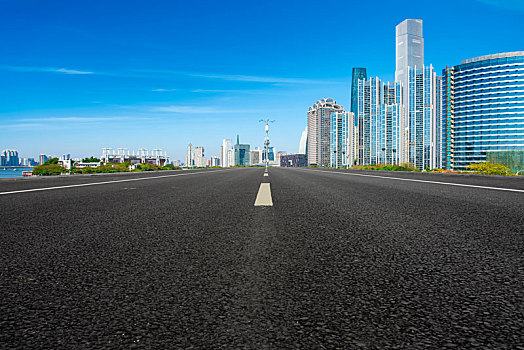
[1,168,523,349]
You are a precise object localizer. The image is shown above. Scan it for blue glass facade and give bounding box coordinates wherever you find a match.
[330,112,352,167]
[357,78,401,165]
[351,68,367,123]
[443,52,524,170]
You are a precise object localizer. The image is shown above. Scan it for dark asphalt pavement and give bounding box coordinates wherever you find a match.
[1,168,523,349]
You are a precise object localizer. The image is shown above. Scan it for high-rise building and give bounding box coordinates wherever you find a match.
[394,19,439,169]
[435,75,444,169]
[194,146,206,167]
[1,150,19,166]
[330,111,355,168]
[351,68,367,119]
[406,65,439,169]
[299,126,308,154]
[221,139,233,167]
[39,154,50,165]
[307,98,344,167]
[234,135,250,166]
[443,51,524,170]
[185,143,193,167]
[357,78,401,165]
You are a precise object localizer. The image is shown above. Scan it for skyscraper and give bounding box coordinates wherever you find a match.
[351,68,367,119]
[299,126,308,154]
[194,146,206,167]
[330,111,355,168]
[1,150,19,166]
[307,98,344,167]
[234,135,250,166]
[357,78,401,165]
[394,19,439,169]
[185,143,193,167]
[443,51,524,170]
[221,139,233,167]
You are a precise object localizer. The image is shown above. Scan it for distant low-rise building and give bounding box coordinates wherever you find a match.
[74,161,102,168]
[280,154,307,167]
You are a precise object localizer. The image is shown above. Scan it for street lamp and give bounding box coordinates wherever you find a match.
[259,119,274,171]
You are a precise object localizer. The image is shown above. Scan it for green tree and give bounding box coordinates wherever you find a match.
[467,161,511,175]
[44,157,59,165]
[82,156,100,162]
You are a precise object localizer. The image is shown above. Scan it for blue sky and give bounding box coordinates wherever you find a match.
[1,0,523,161]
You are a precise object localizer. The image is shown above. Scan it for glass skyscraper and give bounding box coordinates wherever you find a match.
[443,51,524,170]
[330,111,354,167]
[394,19,440,169]
[234,135,250,166]
[351,68,367,120]
[357,78,401,165]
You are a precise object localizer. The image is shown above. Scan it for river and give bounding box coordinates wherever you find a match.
[0,167,34,178]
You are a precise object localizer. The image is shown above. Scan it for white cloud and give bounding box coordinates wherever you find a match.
[20,116,147,123]
[0,65,93,75]
[152,88,177,92]
[54,68,93,75]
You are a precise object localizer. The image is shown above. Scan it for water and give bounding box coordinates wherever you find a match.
[0,167,34,178]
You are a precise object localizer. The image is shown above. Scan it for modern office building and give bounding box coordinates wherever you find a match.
[443,51,524,170]
[357,78,402,165]
[221,139,233,167]
[280,154,308,167]
[186,143,193,167]
[394,19,440,169]
[351,68,367,119]
[194,146,206,167]
[307,98,344,167]
[330,111,355,167]
[487,150,524,174]
[234,135,250,166]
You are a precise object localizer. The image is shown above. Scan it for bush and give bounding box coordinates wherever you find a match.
[467,161,511,176]
[136,163,160,171]
[351,163,419,172]
[33,164,65,176]
[160,164,181,170]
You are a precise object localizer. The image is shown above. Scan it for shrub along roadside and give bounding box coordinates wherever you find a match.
[32,164,66,176]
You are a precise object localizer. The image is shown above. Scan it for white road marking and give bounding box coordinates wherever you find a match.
[254,183,273,206]
[0,170,227,196]
[264,173,269,177]
[307,169,524,193]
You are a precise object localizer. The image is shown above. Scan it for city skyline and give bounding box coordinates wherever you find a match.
[1,0,523,161]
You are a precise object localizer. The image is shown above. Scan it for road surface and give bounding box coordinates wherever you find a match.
[1,168,523,348]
